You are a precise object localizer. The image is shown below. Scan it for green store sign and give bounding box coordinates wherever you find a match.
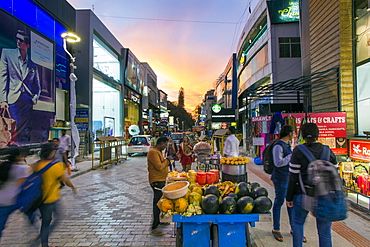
[267,0,300,24]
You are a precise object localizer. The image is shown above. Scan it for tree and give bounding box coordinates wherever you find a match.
[178,87,185,108]
[168,101,194,131]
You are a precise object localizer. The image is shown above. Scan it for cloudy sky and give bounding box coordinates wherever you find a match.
[67,0,251,111]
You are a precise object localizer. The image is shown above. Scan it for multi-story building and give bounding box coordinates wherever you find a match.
[141,62,158,133]
[74,9,125,150]
[236,0,303,121]
[0,0,74,150]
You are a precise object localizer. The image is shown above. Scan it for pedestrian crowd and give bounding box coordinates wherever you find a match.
[0,142,76,247]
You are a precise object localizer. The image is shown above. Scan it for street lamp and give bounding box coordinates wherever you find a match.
[62,32,81,171]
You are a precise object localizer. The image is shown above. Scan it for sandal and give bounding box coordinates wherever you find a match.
[290,230,307,243]
[272,230,284,242]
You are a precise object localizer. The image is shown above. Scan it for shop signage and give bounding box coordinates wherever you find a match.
[212,104,222,113]
[131,94,140,104]
[75,110,89,131]
[267,0,300,24]
[282,112,347,154]
[349,140,370,162]
[253,137,265,146]
[252,116,272,122]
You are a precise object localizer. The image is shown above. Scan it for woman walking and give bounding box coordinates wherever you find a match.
[286,123,337,247]
[177,135,193,172]
[165,137,178,171]
[271,125,295,242]
[0,147,37,242]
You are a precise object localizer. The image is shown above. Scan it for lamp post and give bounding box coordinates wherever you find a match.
[61,32,81,170]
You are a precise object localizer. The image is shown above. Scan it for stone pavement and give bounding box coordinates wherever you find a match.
[2,154,370,246]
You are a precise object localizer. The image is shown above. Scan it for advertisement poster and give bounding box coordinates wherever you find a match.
[0,11,55,147]
[282,112,347,154]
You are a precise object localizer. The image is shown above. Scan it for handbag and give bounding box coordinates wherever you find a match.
[0,107,17,148]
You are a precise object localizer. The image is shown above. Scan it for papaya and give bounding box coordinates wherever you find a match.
[192,187,203,195]
[174,197,189,213]
[220,196,236,214]
[236,196,254,214]
[184,190,191,201]
[189,184,199,191]
[189,192,202,204]
[158,198,174,213]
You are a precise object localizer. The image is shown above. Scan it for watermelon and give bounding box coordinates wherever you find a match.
[225,192,238,201]
[220,196,236,214]
[250,182,260,190]
[201,194,219,214]
[235,182,249,198]
[236,196,254,214]
[204,185,220,197]
[253,187,268,199]
[253,196,272,213]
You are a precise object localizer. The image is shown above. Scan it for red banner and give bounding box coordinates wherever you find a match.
[282,112,347,154]
[349,140,370,162]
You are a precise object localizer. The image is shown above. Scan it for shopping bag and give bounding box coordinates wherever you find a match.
[0,107,16,148]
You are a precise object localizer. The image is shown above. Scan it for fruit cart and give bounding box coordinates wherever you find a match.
[173,214,260,247]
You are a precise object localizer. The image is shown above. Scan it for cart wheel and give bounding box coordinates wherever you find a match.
[211,224,219,247]
[176,225,183,247]
[246,223,251,247]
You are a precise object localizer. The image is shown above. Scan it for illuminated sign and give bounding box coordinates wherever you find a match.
[267,0,300,24]
[212,104,222,113]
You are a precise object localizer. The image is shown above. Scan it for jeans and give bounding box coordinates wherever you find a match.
[272,180,293,231]
[9,93,33,144]
[169,161,176,171]
[39,201,60,246]
[0,204,37,239]
[150,181,166,230]
[292,194,332,247]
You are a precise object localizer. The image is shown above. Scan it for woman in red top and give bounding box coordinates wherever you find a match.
[177,135,193,172]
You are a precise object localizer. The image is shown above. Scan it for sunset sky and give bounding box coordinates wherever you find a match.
[67,0,251,112]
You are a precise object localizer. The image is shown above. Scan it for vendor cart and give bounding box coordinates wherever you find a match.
[173,214,261,247]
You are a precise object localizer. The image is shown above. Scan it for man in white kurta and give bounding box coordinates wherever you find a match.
[223,126,240,158]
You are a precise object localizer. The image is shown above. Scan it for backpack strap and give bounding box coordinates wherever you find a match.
[37,160,58,174]
[320,145,330,161]
[297,144,316,163]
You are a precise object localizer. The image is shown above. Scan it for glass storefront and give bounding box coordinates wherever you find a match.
[355,0,370,136]
[124,98,140,136]
[93,34,120,82]
[92,78,122,138]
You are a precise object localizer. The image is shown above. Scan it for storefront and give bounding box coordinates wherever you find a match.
[124,89,141,137]
[123,49,143,136]
[355,0,370,137]
[91,34,123,139]
[0,0,73,148]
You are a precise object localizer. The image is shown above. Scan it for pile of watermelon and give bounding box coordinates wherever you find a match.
[201,182,272,214]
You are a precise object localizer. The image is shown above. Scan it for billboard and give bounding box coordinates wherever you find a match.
[0,10,55,147]
[282,112,347,155]
[349,140,370,162]
[267,0,300,24]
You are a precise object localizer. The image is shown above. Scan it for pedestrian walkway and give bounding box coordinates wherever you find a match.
[2,154,370,246]
[246,158,370,247]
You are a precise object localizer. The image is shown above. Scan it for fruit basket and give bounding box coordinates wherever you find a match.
[162,181,189,199]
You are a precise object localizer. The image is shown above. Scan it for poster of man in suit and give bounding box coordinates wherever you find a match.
[0,11,55,147]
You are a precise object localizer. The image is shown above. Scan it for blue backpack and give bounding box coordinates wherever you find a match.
[16,161,57,212]
[297,144,347,222]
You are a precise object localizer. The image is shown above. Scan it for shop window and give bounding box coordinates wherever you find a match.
[279,37,301,58]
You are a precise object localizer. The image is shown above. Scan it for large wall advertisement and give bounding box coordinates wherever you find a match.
[0,10,55,147]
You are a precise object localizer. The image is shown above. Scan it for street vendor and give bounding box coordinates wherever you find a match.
[223,126,240,158]
[147,136,170,236]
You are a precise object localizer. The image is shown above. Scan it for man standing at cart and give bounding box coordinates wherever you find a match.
[223,126,240,158]
[147,136,170,236]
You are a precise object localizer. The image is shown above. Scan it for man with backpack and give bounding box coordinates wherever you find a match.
[268,125,299,242]
[30,143,76,247]
[286,123,342,247]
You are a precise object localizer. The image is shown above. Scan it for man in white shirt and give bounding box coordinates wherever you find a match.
[223,126,240,158]
[59,129,71,157]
